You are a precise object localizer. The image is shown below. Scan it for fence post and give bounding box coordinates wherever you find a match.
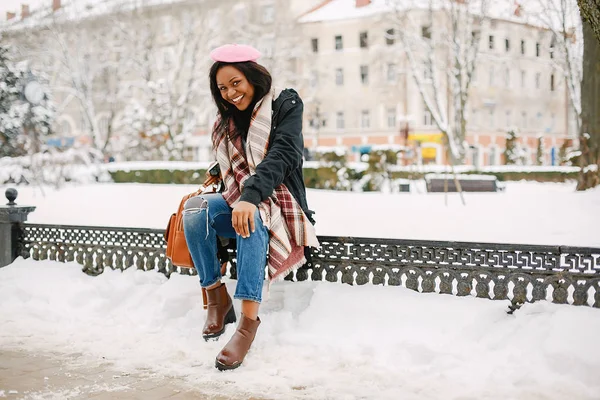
[0,188,36,268]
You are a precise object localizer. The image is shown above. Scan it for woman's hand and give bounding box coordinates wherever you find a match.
[232,201,257,238]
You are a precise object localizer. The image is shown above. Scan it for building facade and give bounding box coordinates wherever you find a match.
[296,0,578,166]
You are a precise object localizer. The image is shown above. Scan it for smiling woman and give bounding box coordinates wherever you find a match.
[182,44,319,372]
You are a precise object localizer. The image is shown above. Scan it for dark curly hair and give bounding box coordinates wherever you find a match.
[209,61,272,135]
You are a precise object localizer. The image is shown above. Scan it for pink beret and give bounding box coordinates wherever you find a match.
[210,44,262,63]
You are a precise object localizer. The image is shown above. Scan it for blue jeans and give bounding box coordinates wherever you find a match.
[182,193,269,303]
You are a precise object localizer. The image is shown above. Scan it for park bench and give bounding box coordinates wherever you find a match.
[425,173,499,192]
[2,189,599,310]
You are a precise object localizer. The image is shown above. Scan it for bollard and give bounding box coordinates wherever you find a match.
[0,188,36,268]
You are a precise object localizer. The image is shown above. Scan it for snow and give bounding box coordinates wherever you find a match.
[1,0,188,30]
[1,259,599,399]
[298,0,579,32]
[299,0,392,23]
[313,146,347,156]
[2,181,600,247]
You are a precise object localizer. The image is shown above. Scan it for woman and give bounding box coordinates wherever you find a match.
[182,44,319,371]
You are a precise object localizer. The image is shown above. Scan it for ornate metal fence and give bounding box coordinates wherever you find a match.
[16,223,600,308]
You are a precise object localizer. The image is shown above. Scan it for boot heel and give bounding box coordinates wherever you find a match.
[224,305,237,325]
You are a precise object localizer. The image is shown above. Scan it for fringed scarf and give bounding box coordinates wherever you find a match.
[212,87,320,282]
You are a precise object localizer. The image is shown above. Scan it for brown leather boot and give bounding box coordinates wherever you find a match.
[203,283,236,341]
[215,314,260,371]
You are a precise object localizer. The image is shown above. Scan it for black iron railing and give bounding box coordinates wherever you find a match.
[17,223,600,308]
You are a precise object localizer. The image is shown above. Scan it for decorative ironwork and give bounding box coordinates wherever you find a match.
[17,224,600,308]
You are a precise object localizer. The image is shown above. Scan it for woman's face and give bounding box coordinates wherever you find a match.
[216,65,255,111]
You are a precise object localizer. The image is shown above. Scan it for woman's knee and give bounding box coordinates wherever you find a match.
[184,196,208,211]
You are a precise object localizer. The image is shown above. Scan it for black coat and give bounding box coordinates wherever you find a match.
[216,88,315,266]
[239,88,314,224]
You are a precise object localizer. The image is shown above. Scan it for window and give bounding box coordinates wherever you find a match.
[504,67,510,87]
[258,37,274,58]
[505,110,511,128]
[208,8,221,30]
[359,31,368,48]
[163,48,173,69]
[488,35,494,50]
[98,116,110,139]
[233,3,247,25]
[489,146,497,165]
[162,16,172,36]
[360,65,369,84]
[535,72,541,89]
[310,70,318,87]
[422,66,433,81]
[536,42,540,57]
[182,12,193,30]
[80,114,90,131]
[58,119,72,136]
[262,4,275,24]
[520,70,526,88]
[335,35,343,51]
[537,112,543,129]
[550,40,555,59]
[471,108,478,128]
[489,108,495,128]
[361,110,370,128]
[521,111,527,128]
[505,38,510,52]
[423,104,433,126]
[311,38,318,53]
[550,74,555,91]
[387,63,397,82]
[386,28,395,45]
[336,111,345,130]
[422,25,431,39]
[520,40,525,55]
[335,68,344,85]
[387,107,396,128]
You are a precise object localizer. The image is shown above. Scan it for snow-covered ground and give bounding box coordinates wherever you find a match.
[1,259,599,400]
[1,181,599,398]
[3,180,600,246]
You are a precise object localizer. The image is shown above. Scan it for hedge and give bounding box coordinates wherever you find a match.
[107,166,579,188]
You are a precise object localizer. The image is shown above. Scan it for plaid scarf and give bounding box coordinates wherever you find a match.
[213,88,319,282]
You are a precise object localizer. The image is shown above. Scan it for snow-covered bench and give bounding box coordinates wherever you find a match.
[425,173,499,192]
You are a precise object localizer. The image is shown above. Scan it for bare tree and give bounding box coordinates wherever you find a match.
[575,0,600,189]
[13,4,133,156]
[577,0,600,40]
[389,0,489,164]
[533,0,582,135]
[114,6,220,160]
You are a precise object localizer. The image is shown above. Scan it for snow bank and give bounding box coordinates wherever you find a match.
[3,181,598,247]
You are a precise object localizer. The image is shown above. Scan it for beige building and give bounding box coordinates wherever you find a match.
[297,0,577,166]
